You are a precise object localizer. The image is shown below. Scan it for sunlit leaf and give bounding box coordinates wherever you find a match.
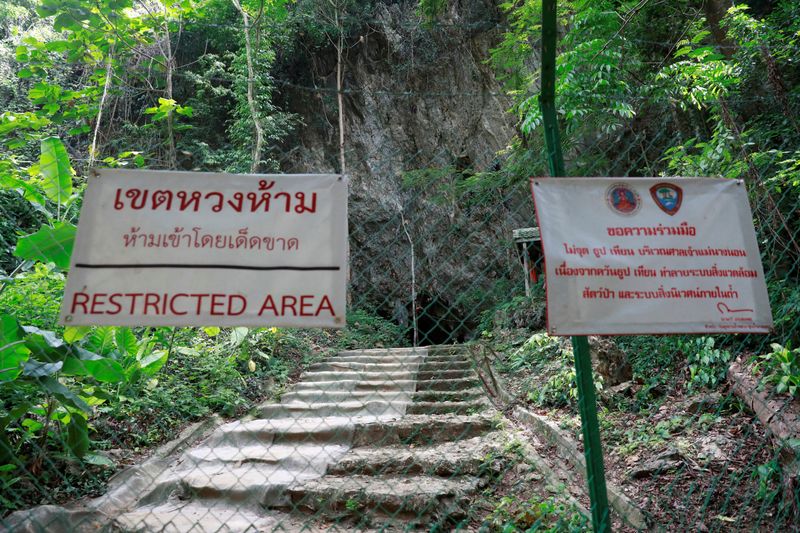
[39,137,73,205]
[14,222,76,269]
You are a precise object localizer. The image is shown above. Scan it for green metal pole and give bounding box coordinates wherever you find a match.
[540,2,611,532]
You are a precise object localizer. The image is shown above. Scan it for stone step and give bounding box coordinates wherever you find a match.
[257,400,408,419]
[411,388,485,402]
[423,353,470,362]
[279,390,410,403]
[416,369,475,381]
[291,379,417,392]
[327,355,425,365]
[204,413,494,449]
[282,474,479,521]
[406,399,490,416]
[327,433,505,477]
[352,414,497,446]
[417,360,473,371]
[415,377,481,391]
[298,370,417,382]
[306,361,420,372]
[114,502,295,532]
[279,388,484,404]
[204,417,357,447]
[336,348,426,358]
[182,443,349,469]
[178,464,320,506]
[426,346,469,356]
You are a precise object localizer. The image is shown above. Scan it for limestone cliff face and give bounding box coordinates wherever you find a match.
[281,1,531,341]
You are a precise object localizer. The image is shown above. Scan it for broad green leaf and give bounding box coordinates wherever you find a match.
[44,40,70,53]
[0,316,29,381]
[0,402,32,430]
[66,414,89,457]
[138,349,168,376]
[53,13,80,32]
[202,326,221,337]
[0,174,47,206]
[22,359,63,377]
[114,328,138,356]
[17,68,33,79]
[39,137,73,205]
[0,350,26,381]
[35,377,91,412]
[84,327,117,356]
[22,326,67,362]
[62,351,125,383]
[21,418,43,432]
[15,46,29,61]
[229,327,249,348]
[21,326,123,382]
[64,326,92,343]
[14,222,76,269]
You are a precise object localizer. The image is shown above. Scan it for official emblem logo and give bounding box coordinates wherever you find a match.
[650,182,682,215]
[605,183,641,216]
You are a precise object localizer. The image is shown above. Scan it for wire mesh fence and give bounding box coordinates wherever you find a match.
[1,9,800,533]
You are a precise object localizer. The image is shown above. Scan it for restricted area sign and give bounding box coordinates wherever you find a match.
[59,169,347,328]
[531,177,773,335]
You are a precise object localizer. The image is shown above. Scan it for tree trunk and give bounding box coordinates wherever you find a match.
[232,0,265,173]
[162,4,177,169]
[335,6,346,175]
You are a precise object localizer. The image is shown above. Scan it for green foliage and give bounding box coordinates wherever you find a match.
[683,337,733,392]
[753,459,782,502]
[479,289,545,337]
[484,494,589,532]
[337,309,406,349]
[0,314,130,463]
[38,137,74,205]
[500,333,560,372]
[529,362,603,409]
[756,343,800,397]
[0,190,46,273]
[615,335,682,382]
[13,221,75,269]
[498,1,637,143]
[417,0,448,23]
[0,263,64,329]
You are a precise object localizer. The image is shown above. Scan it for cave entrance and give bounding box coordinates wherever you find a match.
[410,293,475,345]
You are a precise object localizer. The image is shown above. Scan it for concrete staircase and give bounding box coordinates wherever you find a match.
[277,346,500,529]
[5,346,502,532]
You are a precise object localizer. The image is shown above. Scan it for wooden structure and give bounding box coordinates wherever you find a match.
[513,227,542,297]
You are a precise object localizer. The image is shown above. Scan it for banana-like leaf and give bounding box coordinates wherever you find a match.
[39,137,73,205]
[66,414,89,458]
[0,315,29,381]
[21,360,63,377]
[35,377,90,412]
[14,222,76,269]
[114,328,139,357]
[138,349,168,376]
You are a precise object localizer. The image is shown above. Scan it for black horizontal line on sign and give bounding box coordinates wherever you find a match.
[74,263,341,271]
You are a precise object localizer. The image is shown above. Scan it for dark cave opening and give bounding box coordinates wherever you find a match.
[408,293,475,346]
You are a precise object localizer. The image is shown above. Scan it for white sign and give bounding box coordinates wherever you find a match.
[59,170,348,328]
[531,177,773,335]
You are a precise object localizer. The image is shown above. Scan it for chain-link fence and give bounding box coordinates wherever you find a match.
[2,5,800,532]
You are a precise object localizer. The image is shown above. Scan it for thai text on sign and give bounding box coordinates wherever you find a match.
[59,170,348,327]
[531,177,772,335]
